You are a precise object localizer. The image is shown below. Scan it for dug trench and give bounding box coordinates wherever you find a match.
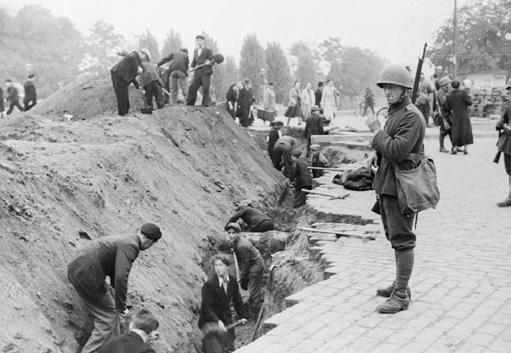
[0,78,371,353]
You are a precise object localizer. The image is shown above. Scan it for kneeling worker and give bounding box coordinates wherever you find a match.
[225,202,274,232]
[67,223,162,353]
[199,256,247,353]
[225,223,264,319]
[98,309,159,353]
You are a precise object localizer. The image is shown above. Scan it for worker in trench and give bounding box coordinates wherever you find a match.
[272,135,297,177]
[365,65,425,314]
[225,200,274,232]
[67,223,162,353]
[223,223,265,320]
[289,149,313,208]
[199,255,248,353]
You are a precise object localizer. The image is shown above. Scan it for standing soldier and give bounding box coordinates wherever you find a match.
[225,223,264,320]
[365,65,425,314]
[496,84,511,207]
[67,223,162,353]
[187,35,214,107]
[23,74,37,111]
[111,51,143,116]
[158,48,190,105]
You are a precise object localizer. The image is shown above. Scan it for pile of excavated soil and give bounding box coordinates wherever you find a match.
[30,75,145,119]
[0,104,285,352]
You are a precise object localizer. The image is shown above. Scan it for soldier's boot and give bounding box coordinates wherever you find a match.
[376,283,411,300]
[376,249,413,314]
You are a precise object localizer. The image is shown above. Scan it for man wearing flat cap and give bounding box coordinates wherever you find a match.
[67,223,162,353]
[187,35,214,107]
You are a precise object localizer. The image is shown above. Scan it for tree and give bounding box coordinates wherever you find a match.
[290,42,318,90]
[265,42,291,103]
[138,29,160,63]
[82,20,124,77]
[161,30,182,57]
[430,0,511,75]
[0,5,85,97]
[239,34,266,101]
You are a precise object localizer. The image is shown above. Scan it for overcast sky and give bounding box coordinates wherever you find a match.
[1,0,474,66]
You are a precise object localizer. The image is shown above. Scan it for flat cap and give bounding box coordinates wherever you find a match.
[310,144,321,150]
[196,34,205,40]
[141,223,162,240]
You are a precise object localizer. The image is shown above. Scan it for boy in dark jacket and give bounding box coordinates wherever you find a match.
[290,150,313,207]
[98,309,159,353]
[304,106,325,157]
[67,223,162,353]
[267,121,283,165]
[23,74,37,111]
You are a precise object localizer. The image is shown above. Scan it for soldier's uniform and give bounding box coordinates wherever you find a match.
[496,87,511,207]
[370,65,426,314]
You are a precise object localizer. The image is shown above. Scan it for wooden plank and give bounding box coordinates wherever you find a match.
[302,189,350,199]
[299,226,376,241]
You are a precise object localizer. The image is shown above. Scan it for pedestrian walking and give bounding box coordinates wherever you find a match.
[363,87,375,116]
[310,144,329,178]
[365,65,425,314]
[224,224,264,320]
[321,80,337,120]
[225,203,274,233]
[304,106,325,157]
[285,81,301,126]
[444,80,473,154]
[237,80,254,127]
[67,223,162,353]
[199,255,247,353]
[272,135,296,177]
[267,121,283,166]
[97,309,159,353]
[434,76,453,153]
[5,79,24,115]
[187,35,214,107]
[300,83,315,121]
[23,74,37,111]
[140,50,164,111]
[496,84,511,207]
[289,150,313,208]
[158,48,189,105]
[225,83,239,119]
[111,51,143,116]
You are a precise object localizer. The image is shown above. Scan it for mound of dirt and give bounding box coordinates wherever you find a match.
[30,75,145,119]
[0,103,285,352]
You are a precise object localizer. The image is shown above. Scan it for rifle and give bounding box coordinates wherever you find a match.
[411,43,427,104]
[494,129,503,164]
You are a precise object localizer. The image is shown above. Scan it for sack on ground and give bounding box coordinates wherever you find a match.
[394,154,440,215]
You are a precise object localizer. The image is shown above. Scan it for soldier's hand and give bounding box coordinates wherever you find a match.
[364,114,381,133]
[240,318,248,325]
[218,320,227,332]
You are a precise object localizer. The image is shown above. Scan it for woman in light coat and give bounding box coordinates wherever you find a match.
[321,80,337,120]
[300,82,315,121]
[285,81,301,125]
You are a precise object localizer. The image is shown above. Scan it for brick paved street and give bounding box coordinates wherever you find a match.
[236,136,511,353]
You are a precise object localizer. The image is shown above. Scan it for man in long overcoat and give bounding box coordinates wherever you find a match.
[496,84,511,207]
[444,80,473,154]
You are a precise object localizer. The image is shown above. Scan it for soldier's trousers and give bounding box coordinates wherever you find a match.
[378,195,416,250]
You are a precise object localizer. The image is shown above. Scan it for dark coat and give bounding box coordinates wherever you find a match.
[98,332,155,353]
[232,236,263,281]
[444,89,473,146]
[291,158,313,188]
[237,87,254,119]
[372,96,426,197]
[227,207,271,231]
[198,274,245,328]
[267,128,280,155]
[111,52,142,85]
[140,62,162,88]
[158,52,189,75]
[67,234,141,312]
[315,89,322,107]
[497,101,511,155]
[24,81,37,103]
[191,47,214,75]
[304,113,324,139]
[0,87,4,111]
[226,85,237,103]
[7,86,19,102]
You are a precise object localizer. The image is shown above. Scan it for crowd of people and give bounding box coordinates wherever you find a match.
[0,74,37,117]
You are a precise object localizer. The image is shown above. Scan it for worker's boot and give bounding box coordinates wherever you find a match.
[376,251,411,299]
[376,249,413,314]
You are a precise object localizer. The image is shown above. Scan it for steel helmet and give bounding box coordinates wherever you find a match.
[377,65,413,89]
[438,76,452,88]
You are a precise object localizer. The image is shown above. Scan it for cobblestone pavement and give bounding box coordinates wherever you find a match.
[236,137,511,353]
